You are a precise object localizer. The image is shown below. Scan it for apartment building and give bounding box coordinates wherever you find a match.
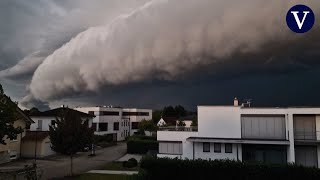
[75,106,152,141]
[157,99,320,168]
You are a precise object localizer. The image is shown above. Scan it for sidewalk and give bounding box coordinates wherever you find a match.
[87,170,138,175]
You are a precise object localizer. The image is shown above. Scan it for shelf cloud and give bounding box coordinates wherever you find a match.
[28,0,319,102]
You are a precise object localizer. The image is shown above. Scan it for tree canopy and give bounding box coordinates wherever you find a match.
[0,84,23,145]
[49,109,93,155]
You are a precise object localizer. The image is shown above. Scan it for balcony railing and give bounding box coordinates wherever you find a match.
[158,126,198,132]
[294,130,320,140]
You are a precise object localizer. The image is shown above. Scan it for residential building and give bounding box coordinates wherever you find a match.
[75,106,152,141]
[0,96,34,164]
[157,99,320,168]
[25,107,94,158]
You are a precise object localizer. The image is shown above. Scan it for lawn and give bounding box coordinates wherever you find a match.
[102,162,139,171]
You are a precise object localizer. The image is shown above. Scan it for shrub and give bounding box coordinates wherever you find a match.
[139,156,320,180]
[122,159,138,168]
[127,139,158,154]
[128,158,138,167]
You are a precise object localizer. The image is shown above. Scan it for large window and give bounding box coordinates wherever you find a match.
[92,123,97,130]
[203,142,210,152]
[243,144,287,164]
[159,142,183,155]
[225,143,232,153]
[214,143,221,153]
[123,112,149,116]
[99,123,108,131]
[114,122,119,131]
[131,122,139,129]
[100,111,120,116]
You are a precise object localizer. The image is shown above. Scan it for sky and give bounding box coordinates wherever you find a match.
[1,0,320,111]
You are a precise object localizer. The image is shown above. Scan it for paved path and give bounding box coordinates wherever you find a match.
[87,170,138,175]
[116,154,143,162]
[0,143,127,180]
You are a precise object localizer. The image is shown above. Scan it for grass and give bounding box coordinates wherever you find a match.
[79,174,133,180]
[102,162,139,171]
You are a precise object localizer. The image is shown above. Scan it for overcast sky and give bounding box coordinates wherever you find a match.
[1,0,320,111]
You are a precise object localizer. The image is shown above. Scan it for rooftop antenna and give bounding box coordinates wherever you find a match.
[243,99,252,107]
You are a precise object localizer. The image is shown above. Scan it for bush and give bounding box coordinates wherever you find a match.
[139,156,320,180]
[122,159,138,168]
[127,139,158,154]
[128,135,157,141]
[128,158,138,167]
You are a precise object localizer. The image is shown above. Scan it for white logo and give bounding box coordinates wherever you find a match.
[290,11,310,29]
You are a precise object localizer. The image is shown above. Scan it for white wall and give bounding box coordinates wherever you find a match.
[29,117,54,131]
[198,106,242,138]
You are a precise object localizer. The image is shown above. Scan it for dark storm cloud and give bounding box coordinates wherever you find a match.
[1,0,320,109]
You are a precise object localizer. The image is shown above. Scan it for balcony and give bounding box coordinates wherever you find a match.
[158,126,198,132]
[294,130,320,141]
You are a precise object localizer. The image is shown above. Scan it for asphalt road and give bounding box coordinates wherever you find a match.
[0,143,127,179]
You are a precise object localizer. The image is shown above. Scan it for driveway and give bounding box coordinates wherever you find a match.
[0,143,127,179]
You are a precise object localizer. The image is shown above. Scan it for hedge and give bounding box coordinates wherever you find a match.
[127,139,158,154]
[139,156,320,180]
[128,135,157,141]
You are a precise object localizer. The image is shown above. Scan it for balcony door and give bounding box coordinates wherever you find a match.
[293,115,316,140]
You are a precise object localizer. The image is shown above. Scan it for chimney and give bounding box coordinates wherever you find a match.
[233,97,239,106]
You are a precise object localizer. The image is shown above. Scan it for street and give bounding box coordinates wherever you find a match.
[0,143,126,179]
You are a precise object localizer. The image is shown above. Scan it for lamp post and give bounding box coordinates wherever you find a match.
[34,128,40,163]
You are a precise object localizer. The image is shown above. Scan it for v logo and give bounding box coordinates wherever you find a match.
[290,11,310,29]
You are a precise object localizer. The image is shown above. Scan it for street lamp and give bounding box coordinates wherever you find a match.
[34,128,40,163]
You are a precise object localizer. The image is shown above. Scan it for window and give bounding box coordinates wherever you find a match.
[88,111,94,115]
[99,123,108,131]
[203,142,210,152]
[92,123,97,130]
[100,111,120,116]
[122,112,150,116]
[225,143,232,153]
[159,142,183,155]
[114,122,119,131]
[131,122,139,130]
[214,143,221,153]
[38,120,42,131]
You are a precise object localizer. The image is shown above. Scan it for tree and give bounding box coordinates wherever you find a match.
[0,84,23,145]
[49,109,93,176]
[24,107,40,116]
[162,106,176,117]
[138,120,157,135]
[174,105,187,118]
[152,110,162,124]
[190,117,198,127]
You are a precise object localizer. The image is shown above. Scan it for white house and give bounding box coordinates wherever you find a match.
[27,107,94,158]
[157,118,166,127]
[75,106,152,141]
[158,99,320,168]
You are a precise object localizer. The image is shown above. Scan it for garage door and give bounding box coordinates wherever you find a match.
[241,115,286,140]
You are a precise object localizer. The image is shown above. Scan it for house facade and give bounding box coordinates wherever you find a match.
[75,107,152,141]
[25,107,94,158]
[0,96,34,164]
[157,101,320,168]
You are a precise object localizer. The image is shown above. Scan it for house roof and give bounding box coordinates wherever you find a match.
[0,94,34,123]
[22,131,49,141]
[30,107,95,118]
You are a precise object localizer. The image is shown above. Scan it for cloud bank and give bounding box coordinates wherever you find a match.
[29,0,318,101]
